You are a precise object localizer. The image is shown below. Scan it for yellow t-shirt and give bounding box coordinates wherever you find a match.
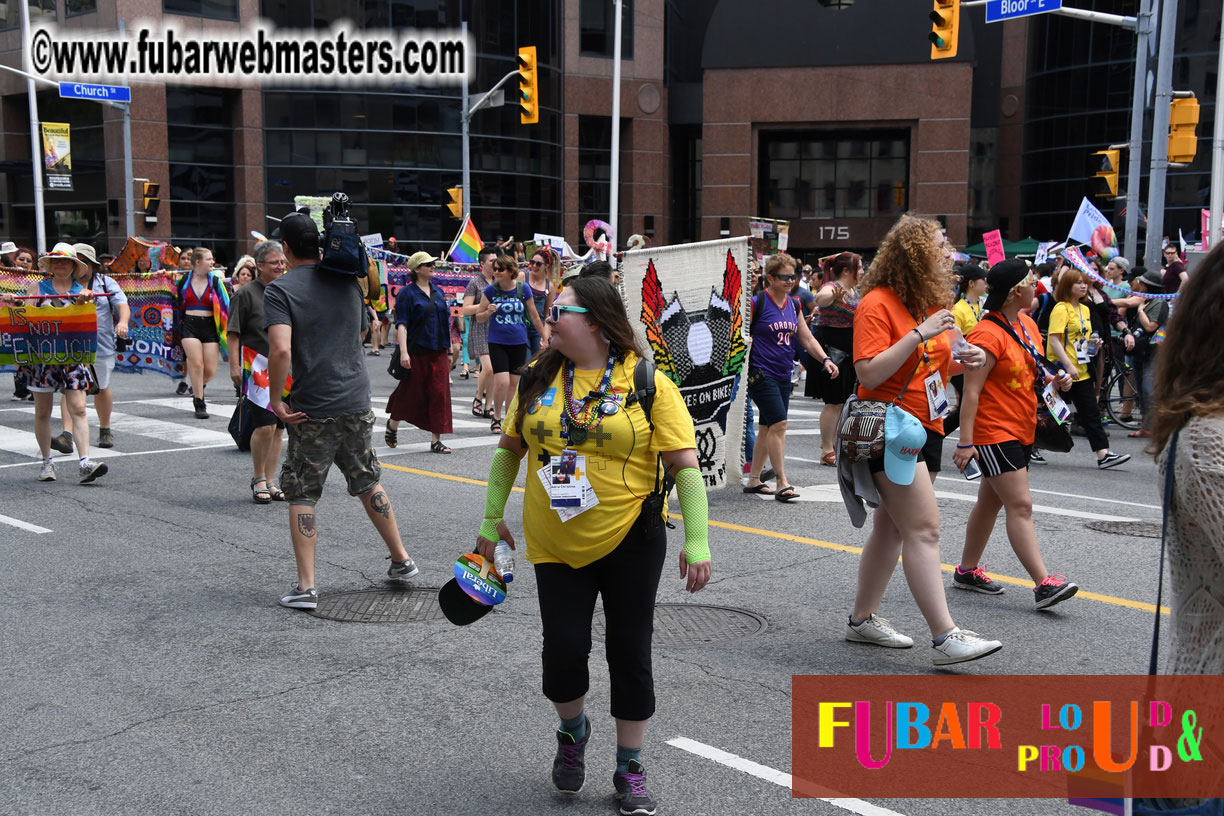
[952,297,981,335]
[1046,301,1093,381]
[505,352,697,568]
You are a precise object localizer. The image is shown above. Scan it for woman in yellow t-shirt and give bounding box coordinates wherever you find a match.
[474,276,711,813]
[945,263,986,435]
[1045,269,1130,469]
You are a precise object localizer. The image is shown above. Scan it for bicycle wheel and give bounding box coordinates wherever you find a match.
[1103,369,1141,430]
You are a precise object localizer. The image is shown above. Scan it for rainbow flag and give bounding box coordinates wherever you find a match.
[242,346,292,412]
[446,214,484,264]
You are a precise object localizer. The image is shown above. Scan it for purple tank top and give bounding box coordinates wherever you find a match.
[750,293,799,381]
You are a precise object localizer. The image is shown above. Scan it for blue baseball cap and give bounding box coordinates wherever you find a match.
[883,405,927,486]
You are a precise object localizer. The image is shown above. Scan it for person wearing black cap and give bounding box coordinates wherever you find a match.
[950,260,1079,609]
[262,210,420,610]
[944,264,986,435]
[1118,267,1169,437]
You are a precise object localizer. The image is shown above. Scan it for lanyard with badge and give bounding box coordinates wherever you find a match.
[989,315,1073,425]
[1071,304,1091,365]
[907,306,949,421]
[539,352,620,517]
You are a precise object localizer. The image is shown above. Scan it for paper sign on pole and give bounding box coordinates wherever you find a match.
[41,123,73,191]
[983,229,1006,265]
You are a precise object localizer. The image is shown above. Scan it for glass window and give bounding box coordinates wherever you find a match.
[164,0,238,20]
[759,130,910,220]
[580,0,634,58]
[66,0,97,16]
[166,87,236,262]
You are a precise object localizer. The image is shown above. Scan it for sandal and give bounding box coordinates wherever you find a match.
[460,366,470,379]
[250,477,272,504]
[743,482,775,494]
[267,483,286,501]
[1127,429,1150,438]
[471,397,484,417]
[775,485,800,503]
[385,426,398,448]
[490,418,502,434]
[760,468,776,482]
[430,440,452,454]
[821,451,837,467]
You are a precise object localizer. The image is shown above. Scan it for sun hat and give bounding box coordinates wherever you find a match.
[0,241,17,255]
[883,405,928,486]
[1136,267,1164,291]
[407,250,438,270]
[72,243,99,267]
[982,258,1032,312]
[38,242,88,275]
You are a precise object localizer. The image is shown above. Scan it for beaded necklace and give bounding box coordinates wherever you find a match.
[560,352,617,445]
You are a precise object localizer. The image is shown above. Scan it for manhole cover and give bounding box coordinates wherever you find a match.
[309,587,446,623]
[1085,520,1163,539]
[593,604,767,645]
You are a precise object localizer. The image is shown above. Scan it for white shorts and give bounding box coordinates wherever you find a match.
[92,355,117,391]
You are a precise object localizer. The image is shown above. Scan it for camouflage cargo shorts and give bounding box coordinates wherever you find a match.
[280,410,381,506]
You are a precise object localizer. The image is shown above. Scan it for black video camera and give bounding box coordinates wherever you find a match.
[319,191,366,277]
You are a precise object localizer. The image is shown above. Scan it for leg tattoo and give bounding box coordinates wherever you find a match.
[296,513,317,538]
[370,489,391,520]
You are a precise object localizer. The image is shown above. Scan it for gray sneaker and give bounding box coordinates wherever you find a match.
[50,431,74,454]
[79,460,108,484]
[551,717,590,794]
[613,759,658,816]
[387,556,419,583]
[846,614,914,648]
[37,461,56,482]
[279,584,318,610]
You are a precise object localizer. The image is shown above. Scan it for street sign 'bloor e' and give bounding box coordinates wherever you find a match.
[985,0,1061,24]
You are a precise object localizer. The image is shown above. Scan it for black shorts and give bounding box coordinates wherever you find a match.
[488,341,527,374]
[869,428,944,475]
[250,403,286,429]
[976,440,1031,477]
[181,314,219,344]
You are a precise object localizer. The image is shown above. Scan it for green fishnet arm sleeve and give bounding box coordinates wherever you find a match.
[674,468,711,564]
[479,447,522,541]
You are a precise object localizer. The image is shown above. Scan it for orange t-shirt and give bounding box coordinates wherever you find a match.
[853,286,952,433]
[966,313,1043,446]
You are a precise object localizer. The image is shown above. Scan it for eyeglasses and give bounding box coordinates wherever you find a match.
[773,274,797,281]
[529,260,546,267]
[548,304,589,322]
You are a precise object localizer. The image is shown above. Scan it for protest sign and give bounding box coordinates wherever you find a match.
[0,301,97,365]
[982,229,1006,265]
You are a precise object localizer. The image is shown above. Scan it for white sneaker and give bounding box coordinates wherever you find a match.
[932,627,1002,666]
[37,461,56,482]
[846,614,914,648]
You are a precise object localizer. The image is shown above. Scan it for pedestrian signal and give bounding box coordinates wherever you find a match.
[142,181,160,223]
[929,0,960,60]
[517,46,538,125]
[1168,97,1199,164]
[1092,149,1120,198]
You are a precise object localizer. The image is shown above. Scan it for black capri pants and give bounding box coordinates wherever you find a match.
[533,507,667,722]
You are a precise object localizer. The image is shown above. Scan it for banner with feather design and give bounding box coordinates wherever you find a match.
[621,237,750,490]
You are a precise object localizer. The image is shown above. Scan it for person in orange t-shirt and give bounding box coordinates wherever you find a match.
[844,214,1003,667]
[951,260,1079,610]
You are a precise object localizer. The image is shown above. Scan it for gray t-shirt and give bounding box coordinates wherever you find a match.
[263,262,370,418]
[228,277,271,357]
[85,273,127,358]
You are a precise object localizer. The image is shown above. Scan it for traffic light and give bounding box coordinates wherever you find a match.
[141,181,160,223]
[1168,97,1200,164]
[446,186,463,219]
[517,45,538,125]
[1092,149,1120,198]
[929,0,960,60]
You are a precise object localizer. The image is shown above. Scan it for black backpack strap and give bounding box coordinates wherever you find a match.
[983,313,1062,379]
[1150,429,1179,675]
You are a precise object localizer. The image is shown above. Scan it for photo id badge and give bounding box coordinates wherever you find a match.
[549,449,584,508]
[1075,340,1090,365]
[924,371,949,420]
[1042,383,1073,425]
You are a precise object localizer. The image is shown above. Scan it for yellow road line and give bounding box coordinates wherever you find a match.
[382,463,1168,615]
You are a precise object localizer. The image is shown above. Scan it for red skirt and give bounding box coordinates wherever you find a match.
[386,348,453,434]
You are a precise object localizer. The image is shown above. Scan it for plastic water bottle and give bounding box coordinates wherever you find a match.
[950,326,973,361]
[1087,331,1101,356]
[494,540,515,583]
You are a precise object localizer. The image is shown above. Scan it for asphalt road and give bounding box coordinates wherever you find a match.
[0,360,1168,816]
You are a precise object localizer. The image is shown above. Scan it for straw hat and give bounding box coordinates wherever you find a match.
[38,242,88,274]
